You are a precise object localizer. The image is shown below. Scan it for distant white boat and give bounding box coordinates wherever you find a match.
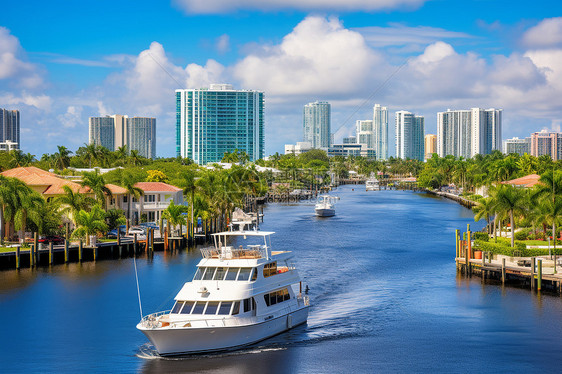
[136,226,310,356]
[315,195,339,217]
[365,177,380,191]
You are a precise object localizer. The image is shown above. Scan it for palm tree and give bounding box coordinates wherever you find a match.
[72,205,108,246]
[105,208,126,231]
[535,199,562,254]
[122,173,143,222]
[13,188,44,239]
[0,176,20,241]
[493,184,528,247]
[473,197,494,235]
[162,201,188,236]
[533,169,562,252]
[54,145,72,170]
[55,185,96,224]
[179,169,199,236]
[80,170,112,209]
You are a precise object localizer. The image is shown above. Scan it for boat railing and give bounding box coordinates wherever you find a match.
[139,310,171,328]
[200,246,268,260]
[297,294,310,307]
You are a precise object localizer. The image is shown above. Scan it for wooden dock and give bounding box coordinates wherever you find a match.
[455,228,562,293]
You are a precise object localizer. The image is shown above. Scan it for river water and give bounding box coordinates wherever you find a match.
[2,186,562,373]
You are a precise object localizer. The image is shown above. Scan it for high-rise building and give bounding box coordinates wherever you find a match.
[176,84,264,164]
[0,108,20,150]
[503,137,531,156]
[355,120,374,149]
[530,130,562,161]
[127,117,156,159]
[303,101,331,149]
[89,116,115,151]
[373,104,388,160]
[395,111,424,161]
[437,108,502,159]
[425,134,437,160]
[343,136,356,144]
[89,115,156,159]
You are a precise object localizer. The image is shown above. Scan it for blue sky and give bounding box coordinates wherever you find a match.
[1,0,562,157]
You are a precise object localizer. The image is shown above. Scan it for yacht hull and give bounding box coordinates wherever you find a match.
[138,307,309,356]
[315,208,335,217]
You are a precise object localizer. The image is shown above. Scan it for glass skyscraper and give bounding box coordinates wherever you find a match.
[89,115,156,159]
[303,101,331,149]
[395,110,425,161]
[373,104,388,160]
[0,108,20,150]
[176,84,265,164]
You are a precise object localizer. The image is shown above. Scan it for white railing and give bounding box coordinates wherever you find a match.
[132,202,171,210]
[140,310,171,328]
[200,246,268,260]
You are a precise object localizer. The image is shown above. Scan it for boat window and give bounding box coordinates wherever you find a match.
[203,267,215,280]
[263,262,277,278]
[250,268,257,281]
[205,302,219,315]
[213,267,227,281]
[218,302,232,315]
[232,301,240,315]
[191,301,206,314]
[224,268,239,281]
[243,298,255,312]
[193,268,204,280]
[180,301,195,314]
[264,288,290,307]
[237,268,252,281]
[171,301,184,314]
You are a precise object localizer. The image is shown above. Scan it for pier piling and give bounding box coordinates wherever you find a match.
[49,242,53,265]
[78,240,83,262]
[538,259,543,291]
[502,258,506,284]
[64,240,69,263]
[16,246,20,269]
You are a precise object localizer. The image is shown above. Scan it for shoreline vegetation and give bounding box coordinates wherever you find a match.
[0,145,561,257]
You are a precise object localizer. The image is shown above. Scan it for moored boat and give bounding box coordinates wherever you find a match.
[136,227,310,356]
[315,194,339,217]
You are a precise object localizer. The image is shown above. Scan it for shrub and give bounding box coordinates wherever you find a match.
[472,232,489,241]
[515,229,531,241]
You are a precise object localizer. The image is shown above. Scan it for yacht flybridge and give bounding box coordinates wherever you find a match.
[136,226,310,356]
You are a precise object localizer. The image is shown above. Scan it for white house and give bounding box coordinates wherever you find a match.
[130,182,184,223]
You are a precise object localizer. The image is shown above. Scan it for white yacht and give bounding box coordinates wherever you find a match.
[365,177,380,191]
[315,195,339,217]
[136,228,310,356]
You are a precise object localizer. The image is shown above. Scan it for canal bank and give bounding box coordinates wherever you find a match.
[3,187,562,373]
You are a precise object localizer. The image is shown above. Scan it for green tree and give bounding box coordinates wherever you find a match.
[80,170,112,209]
[55,185,96,224]
[492,184,528,247]
[72,205,108,246]
[162,200,188,236]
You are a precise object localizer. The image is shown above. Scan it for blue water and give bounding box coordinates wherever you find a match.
[1,186,561,373]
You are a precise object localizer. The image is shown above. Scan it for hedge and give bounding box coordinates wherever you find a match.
[474,239,562,257]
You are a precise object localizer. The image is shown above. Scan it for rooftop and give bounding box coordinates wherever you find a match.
[134,182,182,193]
[501,174,541,188]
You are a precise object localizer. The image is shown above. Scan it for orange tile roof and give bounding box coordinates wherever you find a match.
[106,184,127,195]
[1,166,91,195]
[502,174,541,188]
[135,182,182,192]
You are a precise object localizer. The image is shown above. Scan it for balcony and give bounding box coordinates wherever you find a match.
[132,202,172,211]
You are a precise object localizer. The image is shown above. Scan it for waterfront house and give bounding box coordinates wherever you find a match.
[501,174,541,188]
[130,182,184,223]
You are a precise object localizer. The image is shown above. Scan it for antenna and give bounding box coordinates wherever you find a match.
[134,256,143,319]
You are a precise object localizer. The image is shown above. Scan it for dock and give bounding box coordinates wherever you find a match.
[455,227,562,293]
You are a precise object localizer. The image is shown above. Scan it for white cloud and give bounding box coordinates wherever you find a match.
[0,27,44,89]
[233,16,383,96]
[173,0,426,14]
[185,59,225,89]
[0,92,52,111]
[522,17,562,48]
[355,24,473,49]
[216,34,230,54]
[57,106,83,128]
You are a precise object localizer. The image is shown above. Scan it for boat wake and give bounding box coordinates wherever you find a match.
[136,343,286,361]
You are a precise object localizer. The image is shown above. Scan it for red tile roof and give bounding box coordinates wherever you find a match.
[134,182,182,193]
[501,174,541,188]
[1,166,91,195]
[106,184,127,195]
